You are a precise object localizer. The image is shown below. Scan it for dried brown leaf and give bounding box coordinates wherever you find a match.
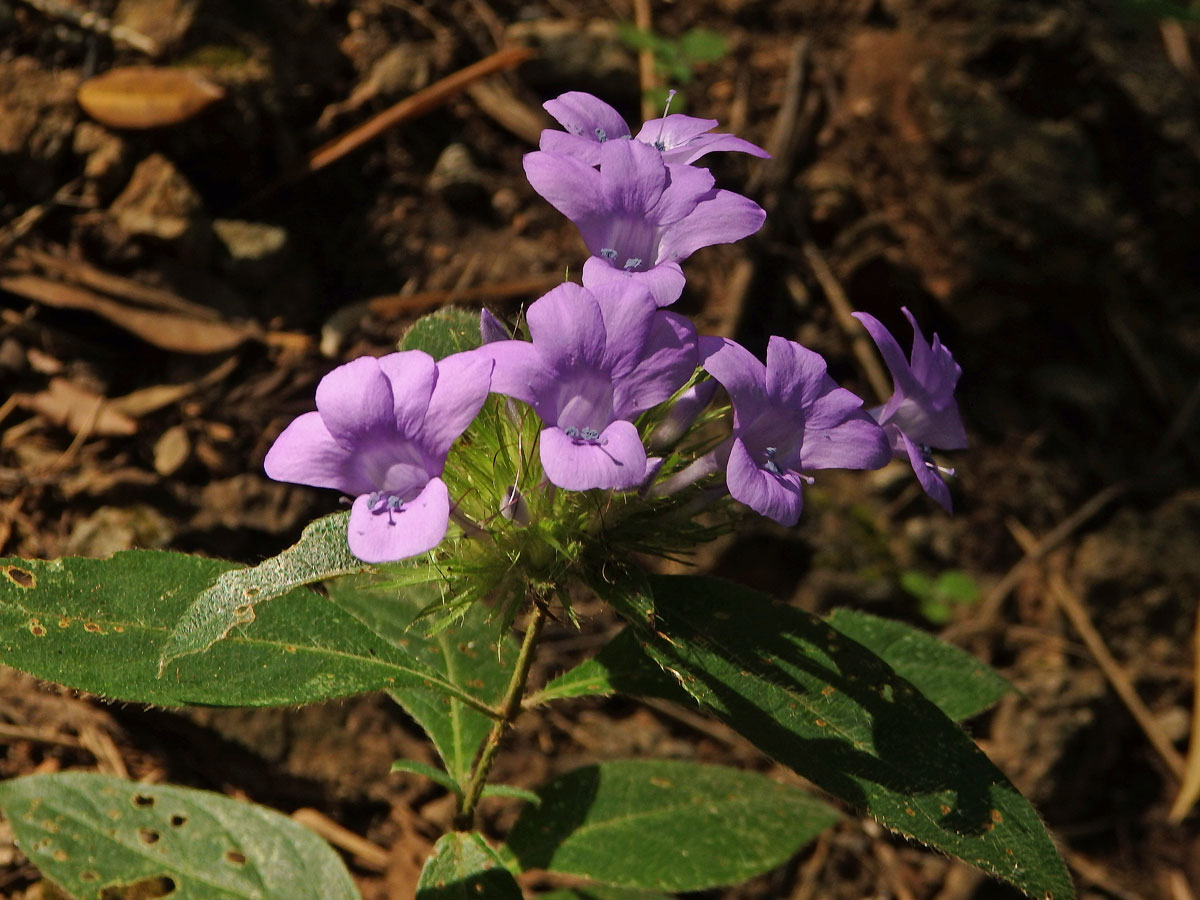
[77,66,224,130]
[0,275,255,354]
[22,379,137,437]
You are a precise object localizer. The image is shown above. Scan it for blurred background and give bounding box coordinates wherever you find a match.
[1,0,1199,897]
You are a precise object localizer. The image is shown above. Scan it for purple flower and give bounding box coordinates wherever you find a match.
[539,91,768,166]
[700,336,891,526]
[482,280,697,491]
[524,140,765,306]
[853,308,967,512]
[264,350,493,563]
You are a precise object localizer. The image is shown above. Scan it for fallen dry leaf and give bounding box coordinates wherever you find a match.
[21,378,137,437]
[77,66,224,130]
[0,274,256,354]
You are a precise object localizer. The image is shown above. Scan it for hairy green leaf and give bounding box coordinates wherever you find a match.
[325,576,512,788]
[826,608,1011,722]
[400,307,484,359]
[0,552,493,710]
[416,832,521,900]
[530,627,688,706]
[158,512,368,670]
[506,759,837,891]
[0,772,360,900]
[596,573,1073,900]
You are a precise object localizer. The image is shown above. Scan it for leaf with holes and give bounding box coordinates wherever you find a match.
[416,832,522,900]
[326,575,512,789]
[0,552,493,712]
[0,772,360,900]
[593,573,1074,900]
[826,608,1012,722]
[505,760,837,891]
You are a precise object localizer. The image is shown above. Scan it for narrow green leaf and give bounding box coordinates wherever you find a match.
[158,512,368,670]
[400,307,484,359]
[0,772,360,900]
[480,784,540,805]
[0,552,493,710]
[416,832,522,900]
[530,628,690,707]
[506,759,837,891]
[826,608,1012,722]
[325,576,513,788]
[391,759,462,795]
[595,574,1074,900]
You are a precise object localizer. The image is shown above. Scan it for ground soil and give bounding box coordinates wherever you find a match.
[2,0,1200,898]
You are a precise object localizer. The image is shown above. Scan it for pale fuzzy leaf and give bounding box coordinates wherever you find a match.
[0,772,359,900]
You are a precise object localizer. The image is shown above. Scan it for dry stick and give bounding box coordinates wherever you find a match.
[1168,600,1200,821]
[747,37,809,196]
[240,46,533,209]
[16,0,159,54]
[0,177,82,257]
[800,240,892,402]
[366,273,564,320]
[1031,564,1187,781]
[292,808,389,871]
[632,0,656,122]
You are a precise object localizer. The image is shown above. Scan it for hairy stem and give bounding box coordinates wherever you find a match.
[455,600,548,829]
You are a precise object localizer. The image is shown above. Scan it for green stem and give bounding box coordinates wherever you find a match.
[455,601,548,829]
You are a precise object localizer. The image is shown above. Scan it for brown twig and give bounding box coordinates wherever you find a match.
[633,0,656,122]
[1168,599,1200,821]
[16,0,159,55]
[366,273,564,319]
[241,46,533,208]
[1034,562,1186,781]
[747,36,809,196]
[799,240,891,402]
[292,808,389,871]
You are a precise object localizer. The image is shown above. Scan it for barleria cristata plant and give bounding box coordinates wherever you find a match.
[0,91,1073,900]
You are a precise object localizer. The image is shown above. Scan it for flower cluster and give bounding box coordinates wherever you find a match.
[264,92,967,563]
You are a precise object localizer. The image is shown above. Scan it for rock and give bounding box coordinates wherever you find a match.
[212,218,290,290]
[0,57,80,199]
[112,0,198,52]
[428,143,488,209]
[108,153,211,256]
[506,19,637,100]
[64,505,175,557]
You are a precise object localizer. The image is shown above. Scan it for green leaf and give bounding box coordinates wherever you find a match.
[595,574,1074,900]
[0,552,494,710]
[158,512,368,670]
[400,307,484,359]
[416,832,522,900]
[325,576,513,788]
[539,890,672,900]
[0,772,360,900]
[391,759,461,794]
[530,627,688,706]
[678,28,726,63]
[505,759,837,891]
[826,609,1012,722]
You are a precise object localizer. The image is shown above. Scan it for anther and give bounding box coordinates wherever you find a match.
[595,127,607,141]
[623,257,642,270]
[600,248,618,261]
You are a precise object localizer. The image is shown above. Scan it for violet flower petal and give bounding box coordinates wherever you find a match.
[657,188,766,262]
[636,115,770,164]
[699,336,769,423]
[483,340,553,410]
[611,311,698,419]
[522,151,608,223]
[376,351,437,434]
[263,411,372,495]
[581,257,686,307]
[799,410,892,471]
[525,282,606,366]
[896,427,953,512]
[315,356,396,446]
[544,93,631,147]
[419,350,494,463]
[540,420,647,491]
[347,477,451,563]
[726,436,805,526]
